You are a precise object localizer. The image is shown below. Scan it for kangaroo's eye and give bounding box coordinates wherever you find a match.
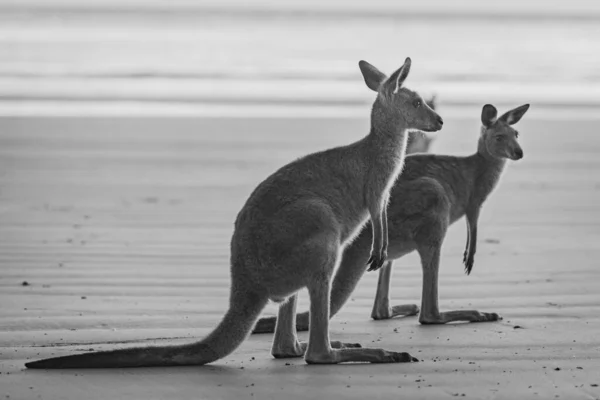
[515,131,519,138]
[495,136,504,142]
[414,100,422,108]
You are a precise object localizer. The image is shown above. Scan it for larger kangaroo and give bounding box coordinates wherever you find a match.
[25,57,443,368]
[253,103,528,335]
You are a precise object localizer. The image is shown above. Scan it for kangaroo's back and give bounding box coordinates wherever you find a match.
[236,140,368,241]
[392,153,476,221]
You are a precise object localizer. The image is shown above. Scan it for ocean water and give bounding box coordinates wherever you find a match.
[1,1,600,116]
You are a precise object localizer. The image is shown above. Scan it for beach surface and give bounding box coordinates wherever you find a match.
[1,114,599,399]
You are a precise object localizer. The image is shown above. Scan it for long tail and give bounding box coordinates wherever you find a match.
[25,289,268,369]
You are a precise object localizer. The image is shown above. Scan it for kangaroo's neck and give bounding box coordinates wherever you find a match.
[470,136,507,205]
[369,103,408,142]
[365,102,409,166]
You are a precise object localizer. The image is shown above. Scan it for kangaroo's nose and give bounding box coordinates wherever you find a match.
[514,148,523,159]
[436,115,444,126]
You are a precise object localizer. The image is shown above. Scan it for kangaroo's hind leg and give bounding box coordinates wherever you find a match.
[268,226,361,359]
[416,219,499,325]
[252,233,376,335]
[271,294,306,358]
[369,178,447,321]
[301,232,417,364]
[270,292,361,358]
[370,260,420,320]
[304,275,417,364]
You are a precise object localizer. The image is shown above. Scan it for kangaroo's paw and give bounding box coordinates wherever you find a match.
[463,254,475,275]
[372,303,420,320]
[367,249,388,272]
[419,310,501,325]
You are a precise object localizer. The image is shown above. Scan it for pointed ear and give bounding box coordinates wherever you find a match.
[498,104,530,125]
[481,104,498,128]
[387,57,412,94]
[358,60,387,92]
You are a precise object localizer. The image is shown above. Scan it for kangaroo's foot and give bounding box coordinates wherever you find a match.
[272,341,362,358]
[419,310,501,325]
[305,346,419,364]
[371,303,420,320]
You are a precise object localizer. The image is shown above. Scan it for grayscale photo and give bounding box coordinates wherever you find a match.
[1,0,599,399]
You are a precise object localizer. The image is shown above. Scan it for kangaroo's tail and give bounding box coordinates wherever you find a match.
[25,289,268,369]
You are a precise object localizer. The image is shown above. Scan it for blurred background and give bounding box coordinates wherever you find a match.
[2,0,600,118]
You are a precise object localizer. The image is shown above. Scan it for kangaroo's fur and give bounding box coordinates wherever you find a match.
[25,58,443,369]
[253,103,528,334]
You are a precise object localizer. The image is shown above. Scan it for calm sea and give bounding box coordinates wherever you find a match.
[1,1,600,116]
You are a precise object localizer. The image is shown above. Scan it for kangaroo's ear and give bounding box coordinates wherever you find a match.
[481,104,498,128]
[387,57,411,94]
[499,104,530,125]
[358,60,387,92]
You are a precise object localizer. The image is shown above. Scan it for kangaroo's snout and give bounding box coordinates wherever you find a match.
[513,148,523,160]
[428,113,443,132]
[419,111,444,133]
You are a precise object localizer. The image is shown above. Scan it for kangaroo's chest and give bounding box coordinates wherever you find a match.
[375,151,407,197]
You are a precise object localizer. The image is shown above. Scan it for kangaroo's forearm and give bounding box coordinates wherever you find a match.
[366,206,387,271]
[466,208,480,256]
[467,226,477,258]
[464,207,480,275]
[464,218,471,255]
[382,204,389,250]
[369,210,384,251]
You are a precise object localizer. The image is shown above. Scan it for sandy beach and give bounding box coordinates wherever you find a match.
[0,113,599,399]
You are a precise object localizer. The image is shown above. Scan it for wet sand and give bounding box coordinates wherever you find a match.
[1,115,599,399]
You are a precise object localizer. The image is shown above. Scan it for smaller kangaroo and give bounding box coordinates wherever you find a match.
[253,103,528,334]
[25,57,443,369]
[406,95,438,154]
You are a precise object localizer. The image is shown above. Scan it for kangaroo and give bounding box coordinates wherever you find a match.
[406,95,438,154]
[25,57,443,369]
[253,103,528,335]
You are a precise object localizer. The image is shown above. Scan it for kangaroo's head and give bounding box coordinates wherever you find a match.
[406,94,439,154]
[480,104,530,160]
[358,58,443,134]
